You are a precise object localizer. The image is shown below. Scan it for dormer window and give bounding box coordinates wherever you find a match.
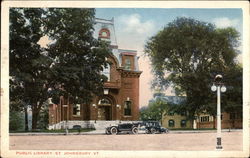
[124,58,131,70]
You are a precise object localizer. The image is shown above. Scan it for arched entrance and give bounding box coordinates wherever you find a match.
[97,97,112,120]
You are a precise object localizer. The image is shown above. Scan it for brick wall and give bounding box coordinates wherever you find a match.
[48,54,141,124]
[197,112,242,129]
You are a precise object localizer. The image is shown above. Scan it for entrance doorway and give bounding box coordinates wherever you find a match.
[97,98,112,120]
[97,106,111,120]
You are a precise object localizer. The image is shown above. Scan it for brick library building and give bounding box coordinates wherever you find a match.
[48,18,142,129]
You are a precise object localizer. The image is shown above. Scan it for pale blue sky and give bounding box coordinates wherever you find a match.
[96,8,242,30]
[96,8,243,48]
[95,8,243,107]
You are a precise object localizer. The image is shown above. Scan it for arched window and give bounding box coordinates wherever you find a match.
[181,120,186,127]
[98,98,111,106]
[168,120,175,127]
[101,31,108,37]
[99,28,110,39]
[102,64,110,81]
[124,101,132,116]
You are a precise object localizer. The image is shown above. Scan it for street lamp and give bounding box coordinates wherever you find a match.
[211,74,226,150]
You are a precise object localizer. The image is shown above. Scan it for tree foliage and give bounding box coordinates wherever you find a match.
[139,98,169,123]
[9,8,111,129]
[10,8,51,129]
[44,8,111,104]
[9,111,25,131]
[145,17,242,120]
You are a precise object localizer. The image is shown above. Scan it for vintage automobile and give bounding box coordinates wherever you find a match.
[105,123,139,135]
[105,121,168,135]
[141,121,168,134]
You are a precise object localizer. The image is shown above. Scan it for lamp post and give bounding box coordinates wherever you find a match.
[211,74,226,150]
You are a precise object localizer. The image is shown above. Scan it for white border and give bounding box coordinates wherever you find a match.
[1,1,249,158]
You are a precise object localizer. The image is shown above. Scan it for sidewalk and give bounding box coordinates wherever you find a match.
[10,129,241,136]
[169,129,242,134]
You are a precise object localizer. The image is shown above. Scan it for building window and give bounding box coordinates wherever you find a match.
[168,120,175,127]
[124,58,131,70]
[102,64,110,81]
[237,113,243,119]
[99,28,110,39]
[168,111,174,116]
[180,111,186,116]
[101,31,108,37]
[230,113,242,120]
[98,98,111,106]
[73,104,81,116]
[200,116,209,122]
[124,101,132,116]
[181,120,186,127]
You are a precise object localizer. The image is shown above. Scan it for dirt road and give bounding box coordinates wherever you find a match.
[10,131,242,151]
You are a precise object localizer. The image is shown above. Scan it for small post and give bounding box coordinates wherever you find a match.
[65,121,69,135]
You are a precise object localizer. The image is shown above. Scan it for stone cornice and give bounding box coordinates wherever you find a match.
[121,70,142,78]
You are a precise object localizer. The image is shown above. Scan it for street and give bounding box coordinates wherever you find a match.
[10,131,242,151]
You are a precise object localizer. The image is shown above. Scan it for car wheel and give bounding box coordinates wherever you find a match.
[105,129,111,135]
[145,129,150,134]
[132,127,138,134]
[151,128,156,134]
[110,127,118,135]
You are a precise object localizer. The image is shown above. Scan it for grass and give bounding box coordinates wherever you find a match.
[10,128,95,133]
[169,128,216,130]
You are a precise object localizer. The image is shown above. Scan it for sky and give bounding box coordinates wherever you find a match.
[95,8,243,108]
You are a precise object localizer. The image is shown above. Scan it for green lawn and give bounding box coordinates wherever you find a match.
[10,128,95,133]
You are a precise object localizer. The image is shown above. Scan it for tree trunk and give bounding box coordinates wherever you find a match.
[213,115,216,129]
[32,102,43,130]
[24,106,28,131]
[32,109,38,130]
[197,115,200,129]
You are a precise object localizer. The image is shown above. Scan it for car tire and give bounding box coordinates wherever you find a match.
[110,127,118,135]
[105,129,111,135]
[145,129,150,134]
[150,128,156,134]
[132,127,138,134]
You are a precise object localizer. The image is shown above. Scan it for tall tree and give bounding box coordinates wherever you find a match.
[44,8,111,104]
[9,8,52,130]
[145,17,241,123]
